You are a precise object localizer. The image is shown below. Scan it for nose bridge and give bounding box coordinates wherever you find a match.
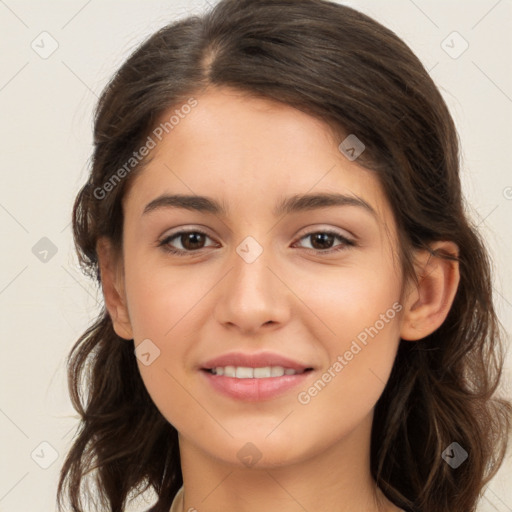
[214,232,289,331]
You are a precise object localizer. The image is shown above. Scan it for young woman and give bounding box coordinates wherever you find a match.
[57,1,512,511]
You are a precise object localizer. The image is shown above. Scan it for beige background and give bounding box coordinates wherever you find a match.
[0,0,511,510]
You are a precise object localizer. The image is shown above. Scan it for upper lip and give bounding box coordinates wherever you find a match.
[201,351,314,372]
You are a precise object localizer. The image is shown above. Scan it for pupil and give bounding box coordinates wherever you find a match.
[312,233,333,249]
[184,233,204,250]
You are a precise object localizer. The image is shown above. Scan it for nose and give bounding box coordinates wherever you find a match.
[213,240,291,334]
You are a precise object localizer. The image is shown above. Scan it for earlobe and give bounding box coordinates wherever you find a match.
[96,237,133,340]
[400,241,460,341]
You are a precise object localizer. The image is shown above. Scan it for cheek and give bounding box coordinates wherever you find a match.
[123,260,209,425]
[298,262,403,404]
[299,255,402,339]
[291,308,402,454]
[123,256,203,342]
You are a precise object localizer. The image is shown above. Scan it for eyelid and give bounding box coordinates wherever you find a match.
[159,224,213,239]
[159,224,355,242]
[157,226,216,249]
[295,224,355,240]
[292,229,356,252]
[157,224,357,257]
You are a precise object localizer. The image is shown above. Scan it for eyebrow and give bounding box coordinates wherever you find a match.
[142,192,377,218]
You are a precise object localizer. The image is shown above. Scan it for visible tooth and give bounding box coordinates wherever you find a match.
[210,365,300,378]
[236,366,254,378]
[224,365,236,377]
[270,366,285,377]
[253,366,272,378]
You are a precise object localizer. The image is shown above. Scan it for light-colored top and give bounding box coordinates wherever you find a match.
[168,486,406,512]
[169,485,184,512]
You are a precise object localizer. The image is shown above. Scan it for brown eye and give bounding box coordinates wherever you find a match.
[158,230,217,256]
[295,230,355,254]
[178,232,207,250]
[309,233,336,250]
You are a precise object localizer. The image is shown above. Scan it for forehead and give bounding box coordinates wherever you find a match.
[123,87,392,227]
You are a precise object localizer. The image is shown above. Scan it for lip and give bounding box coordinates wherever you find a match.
[199,351,315,401]
[201,368,314,401]
[200,351,314,372]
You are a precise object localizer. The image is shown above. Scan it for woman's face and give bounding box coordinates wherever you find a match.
[117,86,407,468]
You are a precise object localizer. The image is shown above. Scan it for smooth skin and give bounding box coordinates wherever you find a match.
[97,86,459,512]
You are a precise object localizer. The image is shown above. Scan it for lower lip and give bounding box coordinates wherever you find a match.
[201,369,313,401]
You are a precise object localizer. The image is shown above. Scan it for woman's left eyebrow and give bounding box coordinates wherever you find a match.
[141,192,377,220]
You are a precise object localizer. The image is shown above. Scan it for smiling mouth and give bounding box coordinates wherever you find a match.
[203,366,314,378]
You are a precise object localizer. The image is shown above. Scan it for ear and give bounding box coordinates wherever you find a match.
[96,237,133,340]
[400,241,460,341]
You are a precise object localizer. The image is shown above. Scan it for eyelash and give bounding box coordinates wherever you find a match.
[157,228,356,256]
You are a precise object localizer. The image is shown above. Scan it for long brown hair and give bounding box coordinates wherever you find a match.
[57,1,512,511]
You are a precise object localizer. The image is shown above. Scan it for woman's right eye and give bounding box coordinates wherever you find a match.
[158,229,217,256]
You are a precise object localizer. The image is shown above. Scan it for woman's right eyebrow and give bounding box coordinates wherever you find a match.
[141,192,377,220]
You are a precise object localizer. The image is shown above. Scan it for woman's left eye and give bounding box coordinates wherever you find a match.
[158,229,355,256]
[293,230,356,254]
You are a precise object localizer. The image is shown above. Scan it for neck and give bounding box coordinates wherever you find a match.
[177,411,397,512]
